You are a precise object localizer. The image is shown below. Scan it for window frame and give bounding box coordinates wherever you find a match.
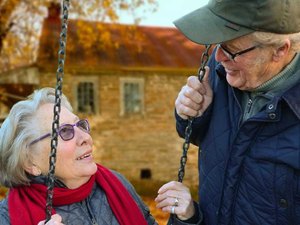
[72,76,99,114]
[120,77,144,116]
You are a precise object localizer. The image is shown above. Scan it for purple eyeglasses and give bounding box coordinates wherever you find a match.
[28,119,90,146]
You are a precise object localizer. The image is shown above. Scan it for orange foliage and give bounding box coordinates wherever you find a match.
[0,0,158,71]
[142,196,169,225]
[0,186,8,200]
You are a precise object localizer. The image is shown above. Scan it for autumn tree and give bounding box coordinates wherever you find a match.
[0,0,157,71]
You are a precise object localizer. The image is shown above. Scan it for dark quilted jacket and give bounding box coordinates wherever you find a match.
[176,52,300,225]
[0,170,201,225]
[0,171,157,225]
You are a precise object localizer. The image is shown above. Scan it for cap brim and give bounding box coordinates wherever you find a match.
[174,6,254,45]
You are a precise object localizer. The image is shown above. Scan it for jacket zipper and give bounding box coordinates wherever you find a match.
[241,97,253,123]
[80,200,98,225]
[91,218,98,225]
[246,98,253,113]
[87,203,98,225]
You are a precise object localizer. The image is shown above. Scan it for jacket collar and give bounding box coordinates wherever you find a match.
[282,79,300,120]
[215,63,300,120]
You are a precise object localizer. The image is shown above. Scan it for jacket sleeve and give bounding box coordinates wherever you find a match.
[175,104,213,147]
[166,201,203,225]
[112,171,158,225]
[175,49,218,147]
[0,198,10,225]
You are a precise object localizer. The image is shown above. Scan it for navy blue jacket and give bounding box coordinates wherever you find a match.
[176,52,300,225]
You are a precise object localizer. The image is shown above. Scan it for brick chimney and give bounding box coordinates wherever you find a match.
[47,2,61,22]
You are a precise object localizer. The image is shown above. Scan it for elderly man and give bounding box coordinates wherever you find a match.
[170,0,300,224]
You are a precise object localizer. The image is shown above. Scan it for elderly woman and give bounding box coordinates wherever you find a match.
[0,87,156,225]
[0,87,198,225]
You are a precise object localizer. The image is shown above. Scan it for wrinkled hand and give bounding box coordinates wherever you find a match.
[37,214,64,225]
[175,66,213,120]
[155,181,195,221]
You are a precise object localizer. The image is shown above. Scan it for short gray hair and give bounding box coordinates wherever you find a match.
[0,87,72,187]
[251,31,300,52]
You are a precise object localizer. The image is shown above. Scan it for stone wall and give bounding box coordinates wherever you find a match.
[39,69,200,195]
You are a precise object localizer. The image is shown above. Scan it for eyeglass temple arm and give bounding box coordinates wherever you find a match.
[29,133,51,146]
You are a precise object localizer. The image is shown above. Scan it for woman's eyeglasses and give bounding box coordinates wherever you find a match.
[217,43,261,61]
[29,119,90,146]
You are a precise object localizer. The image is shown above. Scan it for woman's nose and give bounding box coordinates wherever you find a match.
[75,127,92,145]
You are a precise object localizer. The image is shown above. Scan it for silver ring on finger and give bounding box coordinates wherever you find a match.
[174,197,179,207]
[171,205,176,214]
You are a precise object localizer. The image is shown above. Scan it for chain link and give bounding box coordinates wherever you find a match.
[177,45,211,183]
[45,0,70,222]
[44,1,208,219]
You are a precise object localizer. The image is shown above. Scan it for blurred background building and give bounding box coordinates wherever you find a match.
[0,1,208,223]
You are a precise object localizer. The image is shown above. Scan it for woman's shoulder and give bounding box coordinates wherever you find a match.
[105,169,144,206]
[0,197,8,211]
[0,198,10,225]
[109,170,135,190]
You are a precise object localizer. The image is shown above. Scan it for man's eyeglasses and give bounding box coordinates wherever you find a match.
[29,119,90,146]
[217,43,260,61]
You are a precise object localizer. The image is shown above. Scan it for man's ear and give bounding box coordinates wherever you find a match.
[272,39,291,62]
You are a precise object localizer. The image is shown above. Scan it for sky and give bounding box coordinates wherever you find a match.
[119,0,209,27]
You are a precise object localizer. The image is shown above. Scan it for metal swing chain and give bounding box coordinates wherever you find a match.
[177,45,211,183]
[45,0,70,222]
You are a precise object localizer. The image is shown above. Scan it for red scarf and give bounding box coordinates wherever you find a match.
[8,164,148,225]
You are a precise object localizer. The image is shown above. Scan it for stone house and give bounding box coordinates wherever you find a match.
[0,4,206,195]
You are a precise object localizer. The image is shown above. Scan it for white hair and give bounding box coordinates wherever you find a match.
[0,87,72,187]
[251,31,300,52]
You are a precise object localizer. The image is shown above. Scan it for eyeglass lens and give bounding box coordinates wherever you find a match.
[218,43,259,61]
[59,119,90,141]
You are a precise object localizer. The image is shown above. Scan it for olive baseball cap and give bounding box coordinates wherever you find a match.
[174,0,300,45]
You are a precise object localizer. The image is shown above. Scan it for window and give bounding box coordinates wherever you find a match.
[120,78,144,115]
[73,76,99,114]
[140,169,152,179]
[124,82,140,113]
[77,82,95,113]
